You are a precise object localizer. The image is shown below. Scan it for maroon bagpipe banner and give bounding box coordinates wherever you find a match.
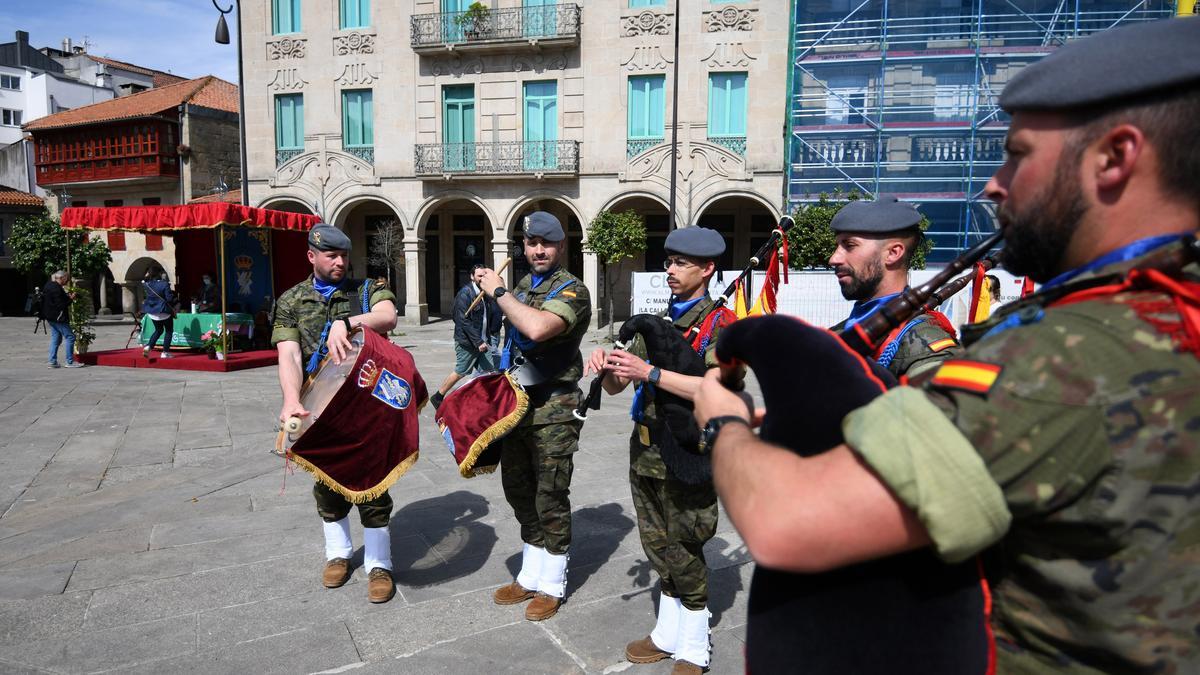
[289,330,428,502]
[435,371,529,478]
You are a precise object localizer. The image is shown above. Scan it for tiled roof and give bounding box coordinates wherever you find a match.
[90,55,186,84]
[0,184,45,208]
[23,76,238,131]
[189,188,242,204]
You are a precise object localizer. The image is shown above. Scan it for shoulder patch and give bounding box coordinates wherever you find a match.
[558,290,577,298]
[929,359,1002,395]
[929,337,957,353]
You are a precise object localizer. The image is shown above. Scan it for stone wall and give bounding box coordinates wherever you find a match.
[184,108,241,201]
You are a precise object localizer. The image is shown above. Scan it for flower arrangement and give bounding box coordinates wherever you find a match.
[201,329,225,358]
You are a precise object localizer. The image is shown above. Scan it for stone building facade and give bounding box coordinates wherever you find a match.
[242,0,787,323]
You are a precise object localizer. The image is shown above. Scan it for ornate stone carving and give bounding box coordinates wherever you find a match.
[622,10,671,37]
[335,63,379,86]
[266,68,308,91]
[705,6,756,32]
[625,132,746,195]
[701,42,756,68]
[269,134,379,196]
[621,45,672,72]
[430,54,484,77]
[512,51,568,72]
[334,32,375,55]
[266,37,306,60]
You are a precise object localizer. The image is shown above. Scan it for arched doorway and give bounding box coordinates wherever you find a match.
[419,198,493,316]
[335,198,405,297]
[695,194,780,270]
[597,194,671,322]
[507,199,583,282]
[122,256,165,316]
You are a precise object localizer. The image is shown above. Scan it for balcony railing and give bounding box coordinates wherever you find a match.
[415,140,579,176]
[411,4,581,50]
[709,135,746,156]
[914,136,1005,164]
[344,146,374,164]
[626,137,662,159]
[276,148,303,166]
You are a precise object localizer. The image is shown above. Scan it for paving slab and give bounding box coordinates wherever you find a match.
[0,614,196,674]
[122,622,362,675]
[0,561,75,600]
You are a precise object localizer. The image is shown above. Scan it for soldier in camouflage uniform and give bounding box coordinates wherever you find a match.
[586,227,731,674]
[477,211,591,622]
[694,18,1200,673]
[272,223,400,604]
[828,196,962,378]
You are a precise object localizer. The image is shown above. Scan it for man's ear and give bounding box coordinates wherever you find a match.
[1093,123,1145,193]
[883,239,907,267]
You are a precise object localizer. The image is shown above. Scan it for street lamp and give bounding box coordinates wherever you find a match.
[212,0,249,205]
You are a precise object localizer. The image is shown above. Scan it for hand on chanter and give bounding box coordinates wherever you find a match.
[584,347,608,376]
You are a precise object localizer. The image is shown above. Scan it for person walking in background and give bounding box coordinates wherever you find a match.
[430,264,502,409]
[41,270,83,368]
[142,267,176,359]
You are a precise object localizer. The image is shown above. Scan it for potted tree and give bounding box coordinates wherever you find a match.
[68,285,96,355]
[454,2,491,41]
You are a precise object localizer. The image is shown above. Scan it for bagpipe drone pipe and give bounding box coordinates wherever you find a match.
[711,232,1008,674]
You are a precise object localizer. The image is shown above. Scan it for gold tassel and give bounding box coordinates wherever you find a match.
[459,372,530,478]
[287,450,420,504]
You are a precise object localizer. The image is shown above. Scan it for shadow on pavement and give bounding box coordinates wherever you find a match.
[389,490,497,587]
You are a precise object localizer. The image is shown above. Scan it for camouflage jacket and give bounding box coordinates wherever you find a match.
[271,276,395,366]
[832,309,961,379]
[846,241,1200,673]
[508,267,591,426]
[628,296,725,479]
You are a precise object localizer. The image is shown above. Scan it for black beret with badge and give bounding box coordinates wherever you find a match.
[308,223,352,252]
[830,195,923,234]
[664,226,726,259]
[522,211,565,242]
[1000,17,1200,112]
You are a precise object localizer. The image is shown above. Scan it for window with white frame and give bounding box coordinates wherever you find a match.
[824,75,869,125]
[933,71,975,120]
[0,75,20,90]
[1,109,22,126]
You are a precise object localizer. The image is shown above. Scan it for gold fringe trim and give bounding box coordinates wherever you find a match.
[287,449,420,504]
[459,372,530,479]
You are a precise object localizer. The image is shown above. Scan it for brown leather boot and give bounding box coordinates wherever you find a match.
[525,592,561,621]
[625,636,671,664]
[493,581,536,605]
[322,558,351,588]
[671,660,704,675]
[367,568,395,603]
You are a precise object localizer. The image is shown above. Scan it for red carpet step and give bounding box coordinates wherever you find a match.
[77,348,277,372]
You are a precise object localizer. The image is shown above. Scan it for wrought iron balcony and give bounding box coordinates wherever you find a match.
[344,146,374,164]
[411,4,581,51]
[626,137,662,159]
[708,136,746,156]
[276,148,302,167]
[414,140,579,177]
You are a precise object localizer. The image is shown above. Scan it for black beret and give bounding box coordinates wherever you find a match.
[1000,18,1200,112]
[521,211,565,242]
[664,227,726,259]
[830,196,922,234]
[308,223,352,252]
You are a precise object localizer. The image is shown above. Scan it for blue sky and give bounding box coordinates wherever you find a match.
[2,0,240,83]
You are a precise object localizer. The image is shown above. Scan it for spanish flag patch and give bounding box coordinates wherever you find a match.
[559,290,577,298]
[930,359,1002,395]
[928,338,957,353]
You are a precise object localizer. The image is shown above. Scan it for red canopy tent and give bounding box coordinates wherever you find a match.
[61,203,320,354]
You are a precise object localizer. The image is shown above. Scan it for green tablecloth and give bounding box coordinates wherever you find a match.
[140,313,254,349]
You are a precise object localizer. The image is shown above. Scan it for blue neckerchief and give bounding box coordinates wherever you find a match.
[667,296,704,323]
[313,276,339,299]
[1042,234,1181,289]
[529,266,558,293]
[844,292,902,330]
[499,276,574,369]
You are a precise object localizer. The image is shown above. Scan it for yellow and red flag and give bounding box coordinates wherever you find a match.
[967,262,992,324]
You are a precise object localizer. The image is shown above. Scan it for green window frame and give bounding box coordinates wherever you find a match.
[275,94,304,150]
[629,0,665,6]
[340,0,369,29]
[341,90,374,148]
[628,75,665,139]
[523,80,558,170]
[708,72,747,137]
[272,0,302,34]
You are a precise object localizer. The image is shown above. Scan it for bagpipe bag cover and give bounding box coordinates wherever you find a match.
[289,330,428,502]
[436,371,529,478]
[715,315,990,675]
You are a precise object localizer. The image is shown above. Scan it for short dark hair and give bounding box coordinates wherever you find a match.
[1065,87,1200,212]
[471,263,485,272]
[895,227,923,268]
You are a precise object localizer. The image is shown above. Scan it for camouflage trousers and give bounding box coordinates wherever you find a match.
[500,419,582,555]
[630,467,718,611]
[313,482,393,528]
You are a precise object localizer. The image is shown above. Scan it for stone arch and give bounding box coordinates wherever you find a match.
[504,194,585,281]
[413,190,499,238]
[693,191,782,269]
[256,195,316,214]
[413,191,498,317]
[692,189,782,226]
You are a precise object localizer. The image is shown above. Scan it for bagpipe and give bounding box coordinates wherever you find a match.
[573,222,791,485]
[711,231,1005,674]
[276,329,428,503]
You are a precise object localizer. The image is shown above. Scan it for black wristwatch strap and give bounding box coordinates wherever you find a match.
[342,317,353,333]
[648,366,662,385]
[700,415,750,455]
[494,286,508,299]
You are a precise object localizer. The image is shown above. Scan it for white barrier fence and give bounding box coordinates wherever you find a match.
[630,267,1028,332]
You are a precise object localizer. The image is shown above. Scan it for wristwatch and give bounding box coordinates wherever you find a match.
[342,317,353,333]
[493,286,508,299]
[647,366,662,385]
[697,415,750,456]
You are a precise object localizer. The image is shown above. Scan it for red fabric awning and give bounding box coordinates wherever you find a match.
[60,203,320,232]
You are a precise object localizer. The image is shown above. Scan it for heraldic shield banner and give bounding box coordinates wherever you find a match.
[288,330,428,502]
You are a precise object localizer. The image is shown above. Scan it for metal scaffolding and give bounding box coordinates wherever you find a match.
[785,0,1175,262]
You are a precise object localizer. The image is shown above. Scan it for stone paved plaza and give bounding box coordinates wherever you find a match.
[0,317,753,674]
